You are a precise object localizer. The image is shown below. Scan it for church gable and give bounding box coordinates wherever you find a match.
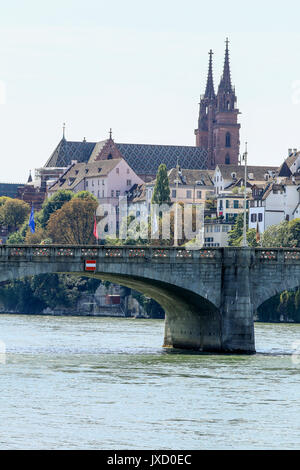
[91,138,124,162]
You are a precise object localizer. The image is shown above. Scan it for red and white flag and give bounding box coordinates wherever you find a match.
[85,260,96,272]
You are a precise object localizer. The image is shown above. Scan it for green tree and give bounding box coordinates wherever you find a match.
[286,218,300,247]
[74,191,97,202]
[228,213,248,246]
[151,164,171,205]
[261,221,289,247]
[1,199,30,233]
[6,231,25,244]
[40,190,74,228]
[47,197,98,244]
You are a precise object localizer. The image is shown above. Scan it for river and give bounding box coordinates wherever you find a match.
[0,315,299,449]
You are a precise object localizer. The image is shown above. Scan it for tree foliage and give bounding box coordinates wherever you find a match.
[0,274,101,313]
[152,164,171,205]
[47,197,98,244]
[40,190,74,228]
[0,198,30,232]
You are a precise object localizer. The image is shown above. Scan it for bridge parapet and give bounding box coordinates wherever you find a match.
[254,248,300,263]
[0,245,223,263]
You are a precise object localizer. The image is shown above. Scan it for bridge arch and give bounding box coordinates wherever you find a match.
[0,246,223,352]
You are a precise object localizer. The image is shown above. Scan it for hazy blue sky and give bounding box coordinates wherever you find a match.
[0,0,300,181]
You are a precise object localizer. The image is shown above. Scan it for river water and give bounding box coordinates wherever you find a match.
[0,315,299,449]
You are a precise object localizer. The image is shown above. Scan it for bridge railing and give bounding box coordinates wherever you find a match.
[254,247,300,262]
[0,245,223,261]
[3,245,300,263]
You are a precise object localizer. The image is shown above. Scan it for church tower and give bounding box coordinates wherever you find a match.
[195,50,216,160]
[212,38,240,168]
[195,39,240,169]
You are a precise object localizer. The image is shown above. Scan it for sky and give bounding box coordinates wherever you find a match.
[0,0,300,182]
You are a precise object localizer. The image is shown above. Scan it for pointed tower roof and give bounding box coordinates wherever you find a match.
[219,38,232,93]
[204,50,215,100]
[27,171,33,183]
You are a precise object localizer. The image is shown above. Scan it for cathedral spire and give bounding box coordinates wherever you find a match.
[204,50,215,100]
[219,38,232,93]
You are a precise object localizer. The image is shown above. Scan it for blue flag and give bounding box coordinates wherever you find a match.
[29,206,35,234]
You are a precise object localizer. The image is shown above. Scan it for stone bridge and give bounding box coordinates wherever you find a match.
[1,245,300,354]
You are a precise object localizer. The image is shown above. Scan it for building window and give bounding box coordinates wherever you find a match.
[219,200,223,210]
[197,191,202,199]
[127,169,130,174]
[85,180,88,187]
[172,189,176,198]
[127,180,131,186]
[251,214,257,223]
[258,213,263,222]
[186,190,192,198]
[107,154,113,160]
[233,200,239,209]
[225,154,230,165]
[225,132,231,147]
[226,200,229,208]
[111,190,114,197]
[116,190,120,197]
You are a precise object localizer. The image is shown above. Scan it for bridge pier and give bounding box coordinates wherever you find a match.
[220,248,255,353]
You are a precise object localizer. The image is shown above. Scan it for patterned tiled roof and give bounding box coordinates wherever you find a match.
[114,143,208,176]
[45,139,97,168]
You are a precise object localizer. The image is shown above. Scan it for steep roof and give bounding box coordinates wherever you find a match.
[45,137,209,178]
[45,139,97,168]
[217,164,278,181]
[126,184,146,203]
[278,152,300,177]
[112,143,208,177]
[167,168,214,186]
[49,159,122,192]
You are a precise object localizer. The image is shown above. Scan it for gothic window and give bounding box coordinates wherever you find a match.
[108,153,113,160]
[225,154,230,165]
[225,133,231,148]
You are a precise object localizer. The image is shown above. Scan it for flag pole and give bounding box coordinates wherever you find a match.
[242,142,248,248]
